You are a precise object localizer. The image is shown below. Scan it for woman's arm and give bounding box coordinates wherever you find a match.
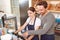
[15,22,28,33]
[15,17,30,34]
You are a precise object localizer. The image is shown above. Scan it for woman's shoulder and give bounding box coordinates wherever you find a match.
[35,17,41,27]
[27,17,30,20]
[26,17,30,23]
[36,17,41,22]
[36,17,41,20]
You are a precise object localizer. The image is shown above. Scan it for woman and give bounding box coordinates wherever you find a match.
[15,7,41,40]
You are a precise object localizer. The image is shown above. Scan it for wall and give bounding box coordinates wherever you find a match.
[0,0,11,13]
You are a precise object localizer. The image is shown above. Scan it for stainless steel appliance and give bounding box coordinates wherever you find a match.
[19,0,29,25]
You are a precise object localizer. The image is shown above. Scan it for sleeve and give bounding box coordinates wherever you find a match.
[28,15,55,35]
[26,17,30,24]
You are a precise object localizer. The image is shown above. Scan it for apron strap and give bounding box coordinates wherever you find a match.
[33,17,36,26]
[26,17,36,31]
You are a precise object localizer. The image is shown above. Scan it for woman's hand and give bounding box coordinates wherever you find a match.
[22,31,28,37]
[25,39,28,40]
[28,38,32,40]
[14,31,17,34]
[12,31,18,35]
[25,38,31,40]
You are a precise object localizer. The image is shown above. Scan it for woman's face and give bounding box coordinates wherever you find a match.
[27,10,35,17]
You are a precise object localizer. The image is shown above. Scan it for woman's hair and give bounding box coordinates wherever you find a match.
[36,1,48,9]
[28,7,35,12]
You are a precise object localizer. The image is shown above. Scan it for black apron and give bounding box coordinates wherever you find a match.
[41,34,55,40]
[27,17,39,40]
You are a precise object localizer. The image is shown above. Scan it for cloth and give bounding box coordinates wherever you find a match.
[1,34,12,40]
[0,12,13,19]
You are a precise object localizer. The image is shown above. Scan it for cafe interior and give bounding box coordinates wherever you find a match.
[0,0,60,40]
